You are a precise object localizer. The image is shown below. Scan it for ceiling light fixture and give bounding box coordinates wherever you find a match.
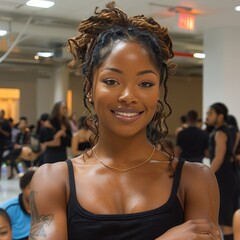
[37,52,54,57]
[0,30,7,36]
[193,53,205,59]
[235,5,240,11]
[26,0,55,8]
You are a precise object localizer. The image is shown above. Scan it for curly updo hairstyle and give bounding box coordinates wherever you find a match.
[68,1,176,162]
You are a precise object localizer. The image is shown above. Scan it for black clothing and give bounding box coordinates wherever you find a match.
[209,125,236,226]
[39,127,72,164]
[176,126,208,163]
[15,131,31,168]
[0,119,11,161]
[66,159,185,240]
[223,234,233,240]
[78,141,91,151]
[15,131,30,145]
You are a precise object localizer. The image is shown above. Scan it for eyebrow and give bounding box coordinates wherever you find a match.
[104,67,157,76]
[0,226,8,230]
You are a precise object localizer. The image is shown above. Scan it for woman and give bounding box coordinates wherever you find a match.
[29,2,220,239]
[0,208,12,240]
[39,101,72,164]
[71,116,92,157]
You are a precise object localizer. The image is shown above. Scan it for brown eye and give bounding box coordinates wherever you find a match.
[102,79,119,86]
[139,81,155,88]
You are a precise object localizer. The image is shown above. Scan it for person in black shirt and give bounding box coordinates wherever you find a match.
[206,103,237,240]
[0,110,11,164]
[39,101,72,164]
[29,2,220,239]
[175,110,209,163]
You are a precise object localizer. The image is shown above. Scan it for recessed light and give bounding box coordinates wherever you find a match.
[0,30,7,36]
[193,53,205,59]
[37,52,54,57]
[235,5,240,11]
[26,0,55,9]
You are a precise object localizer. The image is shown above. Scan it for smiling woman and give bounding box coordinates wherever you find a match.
[28,2,221,240]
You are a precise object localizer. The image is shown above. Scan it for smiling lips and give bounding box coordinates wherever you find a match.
[111,109,143,122]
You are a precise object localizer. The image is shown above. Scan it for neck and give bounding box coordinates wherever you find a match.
[93,129,154,166]
[215,121,225,128]
[187,122,197,127]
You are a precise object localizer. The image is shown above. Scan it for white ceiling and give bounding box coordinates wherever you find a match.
[0,0,240,76]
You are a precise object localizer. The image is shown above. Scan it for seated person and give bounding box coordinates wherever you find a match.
[0,170,35,240]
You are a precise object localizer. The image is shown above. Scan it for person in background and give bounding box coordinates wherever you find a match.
[39,101,72,164]
[0,170,35,240]
[175,110,209,163]
[226,114,240,212]
[69,112,78,134]
[226,115,240,157]
[12,117,32,172]
[174,115,188,137]
[206,102,237,240]
[35,113,50,166]
[0,208,12,240]
[71,116,92,157]
[29,2,220,239]
[0,110,11,169]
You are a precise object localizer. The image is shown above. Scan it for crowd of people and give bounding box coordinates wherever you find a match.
[0,103,92,179]
[175,106,240,240]
[0,1,240,240]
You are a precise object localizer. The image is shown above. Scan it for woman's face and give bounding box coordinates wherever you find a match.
[92,41,160,138]
[0,215,12,240]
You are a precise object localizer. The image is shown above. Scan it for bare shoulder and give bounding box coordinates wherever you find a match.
[31,161,68,199]
[179,161,219,223]
[181,161,216,185]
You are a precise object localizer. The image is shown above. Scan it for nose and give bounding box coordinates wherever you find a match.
[118,86,137,105]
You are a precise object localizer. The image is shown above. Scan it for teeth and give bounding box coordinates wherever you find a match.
[115,111,139,117]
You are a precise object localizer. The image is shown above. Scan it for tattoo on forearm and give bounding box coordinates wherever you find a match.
[29,191,53,239]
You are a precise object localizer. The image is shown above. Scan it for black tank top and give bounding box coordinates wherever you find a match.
[66,159,185,240]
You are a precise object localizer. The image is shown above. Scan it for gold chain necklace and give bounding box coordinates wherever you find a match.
[92,146,156,173]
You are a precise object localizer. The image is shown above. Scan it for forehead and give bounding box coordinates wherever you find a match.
[207,108,216,114]
[99,41,157,70]
[0,215,10,226]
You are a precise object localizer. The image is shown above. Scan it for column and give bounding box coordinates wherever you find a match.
[53,63,69,103]
[203,27,240,122]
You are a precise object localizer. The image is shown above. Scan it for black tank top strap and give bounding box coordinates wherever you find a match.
[66,159,77,199]
[171,158,185,198]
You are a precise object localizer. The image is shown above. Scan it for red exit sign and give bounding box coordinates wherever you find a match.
[178,14,195,31]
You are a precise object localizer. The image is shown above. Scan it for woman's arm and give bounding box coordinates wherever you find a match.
[29,162,68,239]
[233,209,240,240]
[211,131,227,173]
[156,162,220,240]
